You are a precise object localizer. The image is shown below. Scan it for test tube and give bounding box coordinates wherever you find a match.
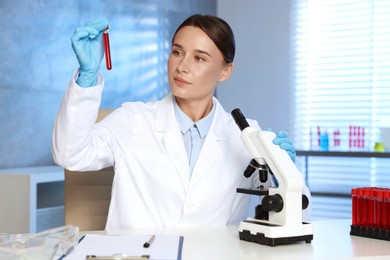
[367,188,375,228]
[357,188,364,227]
[385,189,390,230]
[351,188,358,226]
[377,189,384,229]
[103,26,112,70]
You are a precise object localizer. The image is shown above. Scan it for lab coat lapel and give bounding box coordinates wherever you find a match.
[191,99,228,183]
[157,94,190,190]
[191,132,219,181]
[162,130,190,189]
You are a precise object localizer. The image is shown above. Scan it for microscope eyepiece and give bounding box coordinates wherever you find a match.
[231,108,249,131]
[243,164,256,178]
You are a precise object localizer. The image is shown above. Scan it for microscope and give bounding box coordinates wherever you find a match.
[231,108,313,247]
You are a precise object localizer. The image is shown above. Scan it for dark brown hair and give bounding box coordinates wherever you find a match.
[172,14,235,64]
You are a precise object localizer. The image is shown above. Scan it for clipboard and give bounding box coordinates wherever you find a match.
[64,234,184,260]
[86,254,149,259]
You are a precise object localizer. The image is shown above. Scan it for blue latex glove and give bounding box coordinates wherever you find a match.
[71,18,109,88]
[272,130,296,162]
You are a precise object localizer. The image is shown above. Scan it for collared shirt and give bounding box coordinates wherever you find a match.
[174,98,216,176]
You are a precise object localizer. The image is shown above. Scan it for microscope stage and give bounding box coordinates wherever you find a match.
[239,219,313,247]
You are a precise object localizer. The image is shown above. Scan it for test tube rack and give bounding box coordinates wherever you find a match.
[350,187,390,241]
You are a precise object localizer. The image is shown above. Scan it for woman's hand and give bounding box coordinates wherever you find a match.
[71,18,109,87]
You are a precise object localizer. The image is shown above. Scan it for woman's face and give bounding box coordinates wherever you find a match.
[168,26,232,103]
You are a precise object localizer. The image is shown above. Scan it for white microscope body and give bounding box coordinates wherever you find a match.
[232,109,313,247]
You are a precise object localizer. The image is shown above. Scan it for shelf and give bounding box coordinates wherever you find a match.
[296,150,390,199]
[296,150,390,158]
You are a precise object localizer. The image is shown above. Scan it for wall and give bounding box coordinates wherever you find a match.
[0,0,290,167]
[217,0,292,217]
[217,0,292,135]
[0,0,216,168]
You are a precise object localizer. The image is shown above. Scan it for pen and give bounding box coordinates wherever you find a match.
[103,26,112,70]
[143,235,155,248]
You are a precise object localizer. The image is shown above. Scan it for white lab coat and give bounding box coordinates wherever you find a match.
[52,72,310,230]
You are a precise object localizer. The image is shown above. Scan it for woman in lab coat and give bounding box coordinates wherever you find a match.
[52,14,310,230]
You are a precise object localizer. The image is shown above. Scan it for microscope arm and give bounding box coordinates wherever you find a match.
[232,109,305,225]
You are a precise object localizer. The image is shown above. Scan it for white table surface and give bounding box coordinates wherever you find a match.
[85,219,390,260]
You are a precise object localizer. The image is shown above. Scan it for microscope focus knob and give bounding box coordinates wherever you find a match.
[262,194,283,212]
[302,194,309,210]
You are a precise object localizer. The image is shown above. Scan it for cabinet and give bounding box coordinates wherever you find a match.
[0,165,64,233]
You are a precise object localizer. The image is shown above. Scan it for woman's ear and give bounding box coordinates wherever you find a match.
[219,63,234,82]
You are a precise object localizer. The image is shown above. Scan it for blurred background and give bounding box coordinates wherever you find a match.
[1,0,390,231]
[0,0,217,169]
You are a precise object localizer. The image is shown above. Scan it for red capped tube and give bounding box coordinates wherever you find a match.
[103,27,112,70]
[352,188,357,225]
[385,189,390,230]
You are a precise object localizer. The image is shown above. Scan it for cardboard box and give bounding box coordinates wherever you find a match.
[64,110,114,231]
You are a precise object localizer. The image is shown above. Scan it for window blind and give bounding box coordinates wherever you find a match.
[290,0,390,220]
[100,5,171,108]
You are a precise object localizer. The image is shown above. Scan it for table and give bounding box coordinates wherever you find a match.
[86,220,390,260]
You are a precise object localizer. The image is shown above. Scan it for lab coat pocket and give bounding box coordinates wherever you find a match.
[127,147,187,189]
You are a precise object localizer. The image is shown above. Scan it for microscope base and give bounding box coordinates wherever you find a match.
[238,219,313,247]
